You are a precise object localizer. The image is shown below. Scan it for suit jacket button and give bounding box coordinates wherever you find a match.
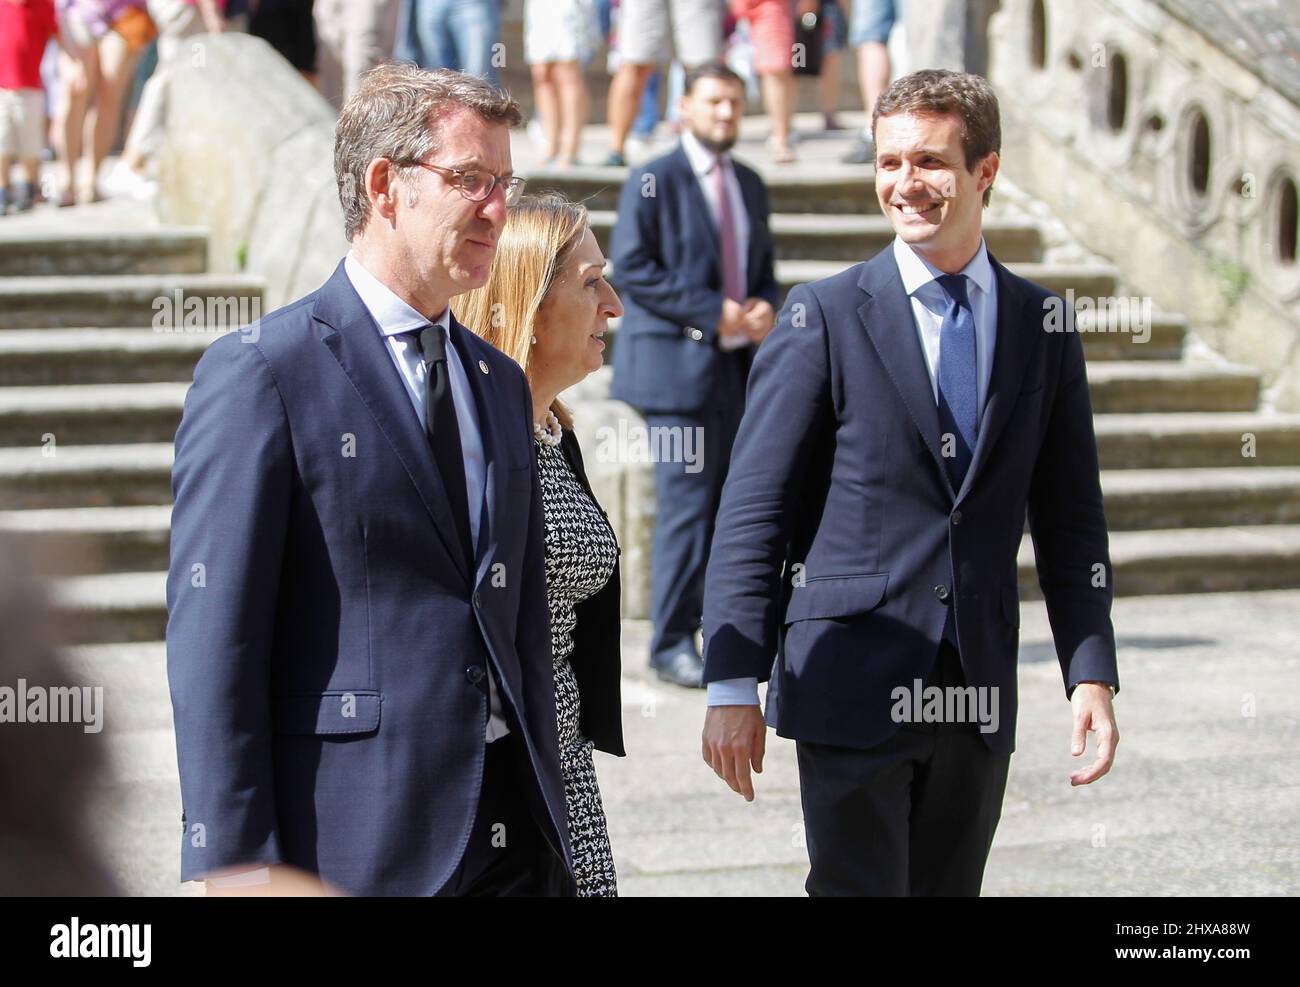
[686,327,703,341]
[934,584,951,602]
[466,666,484,685]
[951,510,963,525]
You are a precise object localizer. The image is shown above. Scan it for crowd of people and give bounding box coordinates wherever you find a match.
[0,0,899,214]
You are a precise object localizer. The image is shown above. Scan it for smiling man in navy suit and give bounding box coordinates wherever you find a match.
[167,65,574,896]
[700,70,1121,895]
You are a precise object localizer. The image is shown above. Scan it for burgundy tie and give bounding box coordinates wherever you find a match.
[713,157,743,302]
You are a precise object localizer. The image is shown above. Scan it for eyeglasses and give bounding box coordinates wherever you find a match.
[403,160,526,205]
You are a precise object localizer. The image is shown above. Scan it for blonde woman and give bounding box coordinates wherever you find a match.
[456,194,625,897]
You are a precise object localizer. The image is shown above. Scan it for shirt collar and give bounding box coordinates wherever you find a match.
[680,128,727,178]
[344,250,451,338]
[892,236,994,300]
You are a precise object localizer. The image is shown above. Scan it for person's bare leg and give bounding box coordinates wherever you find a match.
[531,62,560,160]
[762,69,796,158]
[89,33,142,197]
[553,61,588,164]
[607,62,655,158]
[819,49,842,126]
[54,47,96,204]
[856,40,889,117]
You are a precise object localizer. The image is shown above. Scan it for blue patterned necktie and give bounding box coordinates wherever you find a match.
[935,273,978,491]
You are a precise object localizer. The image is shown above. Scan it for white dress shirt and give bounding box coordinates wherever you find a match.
[680,129,751,351]
[344,251,508,742]
[705,237,1000,708]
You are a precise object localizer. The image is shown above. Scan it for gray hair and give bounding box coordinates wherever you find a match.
[334,63,523,241]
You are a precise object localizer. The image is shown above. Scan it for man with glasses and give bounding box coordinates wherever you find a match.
[167,65,574,896]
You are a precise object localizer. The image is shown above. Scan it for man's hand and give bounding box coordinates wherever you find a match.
[702,705,766,801]
[742,298,776,343]
[205,863,343,896]
[718,297,749,340]
[1069,682,1118,786]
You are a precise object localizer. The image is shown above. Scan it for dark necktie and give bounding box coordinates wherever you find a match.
[935,273,978,492]
[416,322,474,568]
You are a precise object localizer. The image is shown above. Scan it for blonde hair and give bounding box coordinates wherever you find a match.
[454,193,590,429]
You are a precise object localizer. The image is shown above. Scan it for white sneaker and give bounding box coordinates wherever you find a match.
[99,160,157,200]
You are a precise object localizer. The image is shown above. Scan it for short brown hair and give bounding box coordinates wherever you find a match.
[683,62,746,97]
[334,63,523,240]
[872,69,1001,206]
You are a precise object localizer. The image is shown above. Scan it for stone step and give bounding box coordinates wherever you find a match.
[1094,413,1300,468]
[13,469,1300,575]
[0,382,187,447]
[1079,312,1186,361]
[772,259,1119,303]
[1018,525,1300,597]
[527,165,881,215]
[43,521,1300,644]
[50,570,167,644]
[589,210,1044,263]
[1100,468,1300,529]
[0,274,265,329]
[1086,361,1260,413]
[606,259,1121,312]
[0,442,174,509]
[0,505,171,573]
[0,328,213,386]
[599,310,1186,364]
[0,227,208,277]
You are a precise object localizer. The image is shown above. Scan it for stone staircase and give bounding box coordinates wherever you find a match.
[0,226,264,644]
[3,164,1300,645]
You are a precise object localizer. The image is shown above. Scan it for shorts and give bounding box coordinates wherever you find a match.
[615,0,724,67]
[732,0,794,76]
[526,0,601,64]
[821,0,848,54]
[848,0,894,46]
[0,89,46,160]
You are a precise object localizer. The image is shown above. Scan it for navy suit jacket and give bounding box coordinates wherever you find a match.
[166,261,573,895]
[702,246,1120,754]
[610,144,780,415]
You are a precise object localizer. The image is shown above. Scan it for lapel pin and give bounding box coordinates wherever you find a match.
[478,360,489,375]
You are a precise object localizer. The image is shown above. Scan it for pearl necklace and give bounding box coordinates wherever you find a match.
[533,409,562,447]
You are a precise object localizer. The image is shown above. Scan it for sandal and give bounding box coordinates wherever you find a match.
[767,137,796,164]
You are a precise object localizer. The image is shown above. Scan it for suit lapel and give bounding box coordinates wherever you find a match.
[674,146,722,273]
[857,253,952,493]
[447,317,514,594]
[735,164,765,296]
[955,257,1041,504]
[316,262,471,583]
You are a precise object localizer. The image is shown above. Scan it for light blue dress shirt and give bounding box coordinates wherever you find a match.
[705,237,1000,708]
[343,252,507,741]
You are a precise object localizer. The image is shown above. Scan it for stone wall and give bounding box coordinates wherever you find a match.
[987,0,1300,408]
[158,33,347,310]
